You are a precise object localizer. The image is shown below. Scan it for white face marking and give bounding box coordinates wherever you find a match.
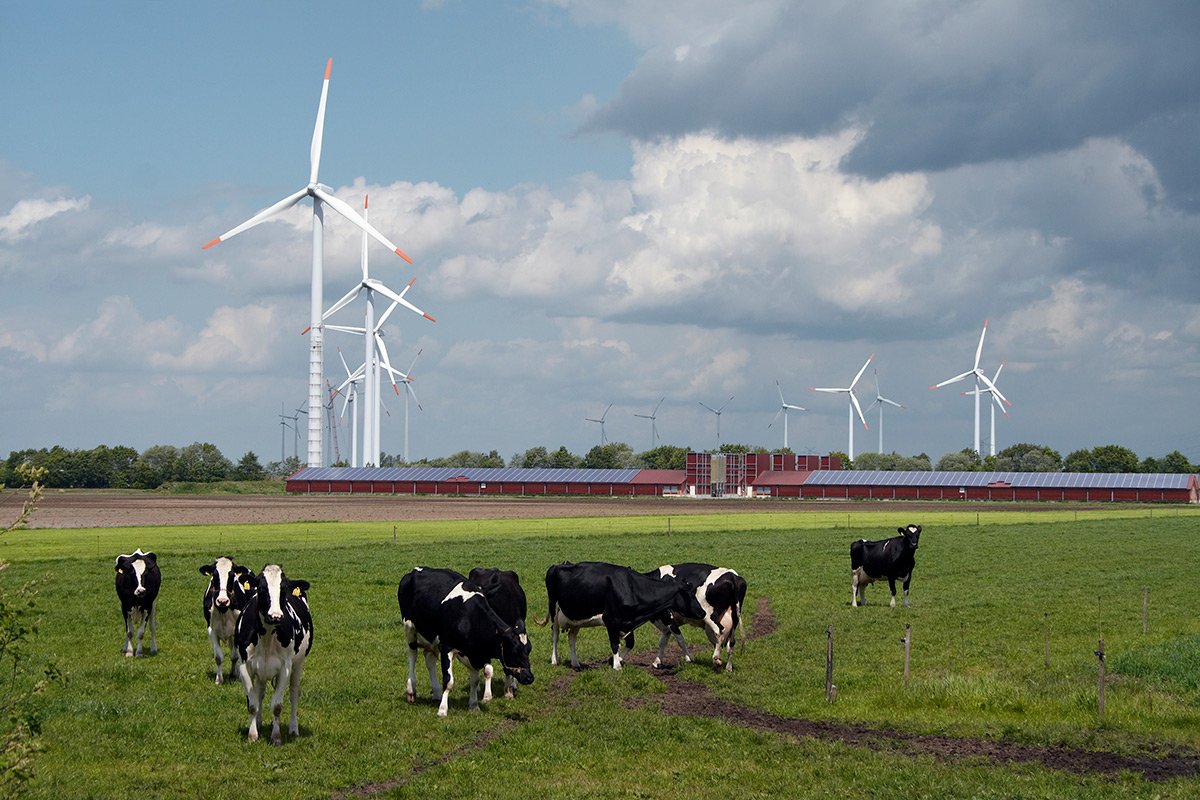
[131,558,147,591]
[213,557,233,604]
[519,633,529,646]
[442,583,482,604]
[262,564,285,618]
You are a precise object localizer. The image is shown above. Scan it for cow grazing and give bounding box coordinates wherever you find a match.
[467,567,531,698]
[115,549,160,657]
[536,561,706,670]
[235,564,312,744]
[398,567,534,718]
[851,524,921,607]
[648,563,747,672]
[200,556,253,684]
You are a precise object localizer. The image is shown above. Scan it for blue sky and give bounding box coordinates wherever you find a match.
[3,0,1200,467]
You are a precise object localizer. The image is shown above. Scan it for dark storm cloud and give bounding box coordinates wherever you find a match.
[583,1,1200,185]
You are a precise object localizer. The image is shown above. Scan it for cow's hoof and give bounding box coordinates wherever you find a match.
[125,651,133,658]
[405,692,415,703]
[248,731,259,743]
[271,733,282,746]
[214,675,223,685]
[437,709,447,719]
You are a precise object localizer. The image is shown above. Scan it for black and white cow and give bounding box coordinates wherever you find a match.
[200,556,253,684]
[234,564,313,744]
[398,567,534,718]
[851,524,921,608]
[536,561,706,670]
[115,549,160,657]
[467,567,531,698]
[647,563,747,672]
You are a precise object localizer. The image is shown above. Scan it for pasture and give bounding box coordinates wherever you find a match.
[5,505,1200,798]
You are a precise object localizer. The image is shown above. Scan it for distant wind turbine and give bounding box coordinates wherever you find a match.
[961,360,1009,457]
[699,396,735,444]
[633,398,664,451]
[865,369,905,454]
[810,354,873,460]
[930,320,1011,455]
[586,403,613,445]
[203,59,414,467]
[768,382,807,450]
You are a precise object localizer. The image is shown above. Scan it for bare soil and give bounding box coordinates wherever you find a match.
[19,489,1098,529]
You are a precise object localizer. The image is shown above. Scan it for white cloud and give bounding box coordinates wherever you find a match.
[0,195,90,241]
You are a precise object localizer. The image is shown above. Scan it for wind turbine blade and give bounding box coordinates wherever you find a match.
[324,324,366,335]
[202,187,308,248]
[993,359,1006,382]
[809,387,844,394]
[405,348,423,376]
[849,391,868,430]
[717,396,734,412]
[784,403,807,412]
[601,402,613,421]
[652,397,664,416]
[375,333,401,393]
[973,319,988,370]
[323,284,364,320]
[405,381,422,411]
[776,381,786,405]
[337,346,352,378]
[989,388,1009,417]
[367,277,435,322]
[698,402,717,414]
[374,299,401,330]
[977,372,1011,407]
[313,185,414,263]
[769,408,783,428]
[931,370,973,390]
[309,59,332,185]
[883,398,905,409]
[850,354,874,390]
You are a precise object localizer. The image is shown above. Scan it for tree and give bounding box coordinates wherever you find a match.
[550,446,582,469]
[852,453,932,471]
[995,443,1063,472]
[517,446,552,469]
[937,448,983,471]
[638,445,689,471]
[267,456,303,478]
[583,442,637,470]
[178,442,232,482]
[829,451,850,470]
[1066,445,1139,473]
[232,452,267,481]
[138,445,182,486]
[1142,450,1195,473]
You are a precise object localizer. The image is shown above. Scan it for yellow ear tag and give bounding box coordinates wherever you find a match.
[242,581,251,591]
[292,587,302,597]
[117,568,124,574]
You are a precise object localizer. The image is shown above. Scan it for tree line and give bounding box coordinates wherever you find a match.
[1,440,1194,489]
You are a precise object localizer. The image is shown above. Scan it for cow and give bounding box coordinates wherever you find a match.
[535,561,706,670]
[647,563,747,672]
[467,567,531,698]
[115,549,160,657]
[200,556,254,684]
[851,524,921,608]
[398,567,534,718]
[234,564,312,744]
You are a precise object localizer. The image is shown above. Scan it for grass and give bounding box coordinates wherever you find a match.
[3,505,1200,798]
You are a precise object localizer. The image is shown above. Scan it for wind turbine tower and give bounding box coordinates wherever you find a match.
[865,369,905,454]
[586,403,613,445]
[699,396,734,445]
[769,382,807,450]
[633,398,664,451]
[930,320,1011,455]
[203,59,414,467]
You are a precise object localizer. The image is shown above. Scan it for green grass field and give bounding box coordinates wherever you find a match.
[4,505,1200,798]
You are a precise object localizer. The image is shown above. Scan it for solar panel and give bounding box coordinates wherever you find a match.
[289,466,643,483]
[796,470,1190,490]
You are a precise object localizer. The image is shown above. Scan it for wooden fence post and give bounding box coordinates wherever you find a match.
[1096,638,1106,715]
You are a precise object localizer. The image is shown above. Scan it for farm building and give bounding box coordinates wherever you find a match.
[286,453,1200,502]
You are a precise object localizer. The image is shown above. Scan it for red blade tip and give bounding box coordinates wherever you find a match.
[395,248,413,264]
[202,237,221,250]
[423,314,435,322]
[324,59,332,80]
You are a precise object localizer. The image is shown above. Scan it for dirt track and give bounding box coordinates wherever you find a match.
[18,490,1093,529]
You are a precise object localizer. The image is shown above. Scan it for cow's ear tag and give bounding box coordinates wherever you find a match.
[292,586,302,597]
[117,568,124,574]
[242,581,251,591]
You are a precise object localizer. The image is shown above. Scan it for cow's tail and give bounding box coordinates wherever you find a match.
[534,584,555,627]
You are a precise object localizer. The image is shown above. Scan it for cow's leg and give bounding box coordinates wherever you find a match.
[851,570,861,607]
[147,601,157,655]
[246,677,265,742]
[405,643,419,702]
[287,661,303,737]
[209,627,225,684]
[550,620,560,666]
[505,673,517,699]
[902,574,912,608]
[888,578,898,608]
[481,663,494,703]
[651,621,670,668]
[227,638,240,683]
[426,650,444,700]
[668,621,692,665]
[614,630,634,670]
[122,611,135,657]
[269,662,291,745]
[468,666,482,710]
[568,627,581,669]
[437,651,453,718]
[132,609,148,657]
[608,628,630,670]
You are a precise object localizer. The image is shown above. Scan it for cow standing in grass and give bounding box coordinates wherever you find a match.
[468,567,531,698]
[115,549,160,657]
[648,563,747,672]
[200,556,254,684]
[851,524,921,607]
[235,564,312,744]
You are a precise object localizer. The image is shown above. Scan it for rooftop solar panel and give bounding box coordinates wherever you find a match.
[290,466,643,483]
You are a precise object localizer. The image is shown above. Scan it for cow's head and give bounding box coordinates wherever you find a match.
[899,525,921,549]
[673,580,707,620]
[200,556,252,612]
[497,625,535,687]
[254,564,309,629]
[115,550,157,597]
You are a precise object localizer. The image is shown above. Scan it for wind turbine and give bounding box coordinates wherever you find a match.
[699,396,734,444]
[585,403,613,445]
[930,320,1011,455]
[396,349,423,465]
[633,398,664,451]
[865,369,905,454]
[961,360,1009,456]
[768,382,807,450]
[334,347,363,467]
[810,354,873,460]
[323,195,433,467]
[203,59,414,468]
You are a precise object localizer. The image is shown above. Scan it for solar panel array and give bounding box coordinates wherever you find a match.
[293,466,644,483]
[800,471,1190,489]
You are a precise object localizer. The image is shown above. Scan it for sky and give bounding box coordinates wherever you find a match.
[3,0,1200,468]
